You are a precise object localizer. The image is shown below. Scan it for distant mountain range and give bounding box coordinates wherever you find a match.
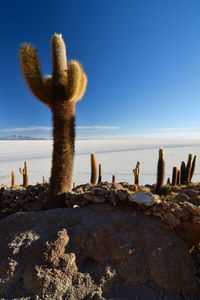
[0,135,51,140]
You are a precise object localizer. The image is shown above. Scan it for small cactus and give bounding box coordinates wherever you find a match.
[19,161,28,187]
[42,176,46,184]
[180,161,186,184]
[73,182,76,189]
[185,154,192,183]
[156,148,165,194]
[133,161,140,185]
[172,166,178,186]
[98,163,102,183]
[90,153,97,184]
[167,177,170,184]
[11,171,15,188]
[190,155,197,182]
[19,34,87,200]
[112,175,116,184]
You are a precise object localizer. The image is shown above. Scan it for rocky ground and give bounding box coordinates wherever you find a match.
[0,182,200,299]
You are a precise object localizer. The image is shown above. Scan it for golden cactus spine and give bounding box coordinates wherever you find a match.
[180,161,186,184]
[98,163,102,183]
[90,153,97,184]
[11,171,15,188]
[185,154,192,183]
[190,155,196,182]
[19,161,28,187]
[172,166,178,186]
[156,148,165,194]
[19,34,87,200]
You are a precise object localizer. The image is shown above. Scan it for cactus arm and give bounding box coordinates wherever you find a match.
[76,71,88,101]
[51,34,67,85]
[66,61,82,102]
[19,44,51,106]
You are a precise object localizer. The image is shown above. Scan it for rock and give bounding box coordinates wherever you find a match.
[128,191,156,207]
[107,190,118,206]
[117,190,128,202]
[182,202,200,216]
[83,193,106,204]
[175,193,190,202]
[0,205,199,299]
[162,213,180,228]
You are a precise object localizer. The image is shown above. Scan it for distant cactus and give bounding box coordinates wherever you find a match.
[73,182,76,189]
[190,155,197,182]
[98,163,102,183]
[42,176,46,184]
[172,166,178,186]
[156,148,165,194]
[19,34,87,200]
[180,161,186,184]
[167,177,170,184]
[90,153,97,184]
[177,170,180,185]
[112,175,116,184]
[11,171,15,188]
[133,161,140,185]
[19,161,28,187]
[185,154,192,183]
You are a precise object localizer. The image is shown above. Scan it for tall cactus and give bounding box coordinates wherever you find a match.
[11,171,15,188]
[185,154,192,183]
[90,153,97,184]
[19,161,28,187]
[133,161,140,185]
[180,161,186,184]
[190,155,197,182]
[98,163,102,183]
[172,166,178,186]
[19,34,87,199]
[156,148,165,194]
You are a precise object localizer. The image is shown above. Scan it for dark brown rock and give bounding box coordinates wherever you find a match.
[0,205,199,299]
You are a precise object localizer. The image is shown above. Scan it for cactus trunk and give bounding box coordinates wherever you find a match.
[156,148,165,194]
[190,155,196,182]
[180,161,186,184]
[172,167,178,186]
[50,102,75,196]
[90,153,97,184]
[185,154,192,183]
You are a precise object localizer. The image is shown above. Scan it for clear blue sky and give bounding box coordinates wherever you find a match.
[0,0,200,138]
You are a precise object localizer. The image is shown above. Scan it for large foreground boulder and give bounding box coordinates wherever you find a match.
[0,204,199,299]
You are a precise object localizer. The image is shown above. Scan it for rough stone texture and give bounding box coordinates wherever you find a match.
[128,191,156,206]
[0,205,199,300]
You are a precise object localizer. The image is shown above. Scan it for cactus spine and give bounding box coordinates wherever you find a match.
[190,155,196,182]
[133,161,140,185]
[156,148,165,194]
[19,34,87,200]
[98,163,102,183]
[180,161,186,184]
[11,171,15,188]
[172,166,178,186]
[19,161,28,187]
[185,154,192,183]
[90,153,97,184]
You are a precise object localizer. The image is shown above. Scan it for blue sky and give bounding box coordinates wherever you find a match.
[0,0,200,139]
